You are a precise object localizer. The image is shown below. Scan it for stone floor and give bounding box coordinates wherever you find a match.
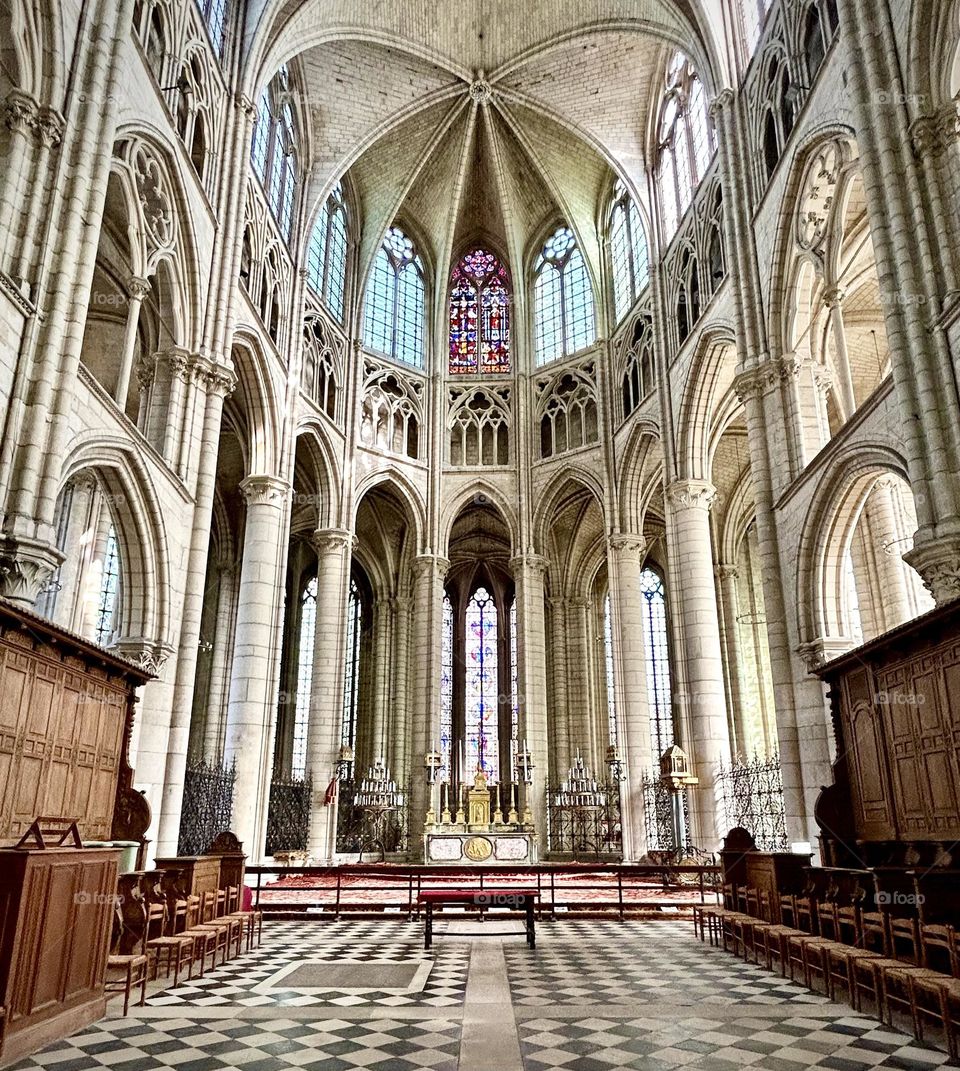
[10,918,959,1070]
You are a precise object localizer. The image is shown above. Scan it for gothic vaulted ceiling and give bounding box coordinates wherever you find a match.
[245,0,725,295]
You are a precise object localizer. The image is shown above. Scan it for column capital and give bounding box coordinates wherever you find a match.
[412,554,450,581]
[708,87,736,121]
[904,535,960,605]
[910,112,947,158]
[796,636,854,673]
[508,552,549,580]
[310,527,353,555]
[127,275,152,300]
[204,362,238,398]
[36,106,65,148]
[111,637,176,676]
[234,92,257,119]
[666,478,717,512]
[812,362,835,395]
[822,285,845,309]
[0,535,64,606]
[608,533,647,559]
[240,474,289,506]
[733,366,767,404]
[3,90,38,135]
[776,351,804,381]
[715,563,739,582]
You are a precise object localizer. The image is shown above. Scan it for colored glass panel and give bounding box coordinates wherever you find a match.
[465,586,499,782]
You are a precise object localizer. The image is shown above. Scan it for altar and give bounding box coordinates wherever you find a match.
[423,768,538,865]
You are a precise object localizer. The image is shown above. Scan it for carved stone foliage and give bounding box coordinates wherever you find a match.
[535,361,599,459]
[360,359,423,461]
[447,386,510,466]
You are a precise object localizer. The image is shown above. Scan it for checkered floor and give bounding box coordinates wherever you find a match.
[12,1015,461,1070]
[506,918,830,1006]
[145,919,469,1008]
[7,917,959,1070]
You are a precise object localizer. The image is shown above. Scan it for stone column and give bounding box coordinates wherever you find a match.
[114,277,151,408]
[567,596,596,767]
[154,366,234,858]
[509,554,550,846]
[303,529,352,861]
[388,595,411,780]
[408,556,449,849]
[862,476,916,632]
[546,596,570,778]
[202,561,238,762]
[221,475,290,858]
[607,535,652,861]
[716,564,751,760]
[665,480,732,850]
[0,92,38,273]
[823,287,858,421]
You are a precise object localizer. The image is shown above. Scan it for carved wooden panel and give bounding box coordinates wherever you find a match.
[0,605,148,846]
[820,603,960,845]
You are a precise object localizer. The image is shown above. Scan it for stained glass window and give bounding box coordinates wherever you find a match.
[292,577,317,779]
[363,226,425,368]
[95,526,120,646]
[604,594,618,749]
[465,586,499,782]
[741,0,774,54]
[449,249,510,374]
[534,226,596,365]
[307,183,349,322]
[250,70,298,244]
[509,597,518,743]
[341,578,361,771]
[640,568,673,760]
[657,53,715,242]
[440,593,454,780]
[197,0,229,57]
[610,180,650,324]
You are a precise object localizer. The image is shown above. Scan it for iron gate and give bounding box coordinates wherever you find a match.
[178,757,236,856]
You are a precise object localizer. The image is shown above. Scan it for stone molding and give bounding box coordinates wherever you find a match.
[310,527,353,556]
[111,637,176,676]
[412,554,450,582]
[904,538,960,604]
[508,553,549,580]
[0,535,65,605]
[608,533,647,559]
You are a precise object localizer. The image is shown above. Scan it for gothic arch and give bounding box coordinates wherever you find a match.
[352,468,427,554]
[676,328,738,480]
[58,438,173,649]
[907,0,960,110]
[795,443,913,646]
[618,420,661,534]
[3,0,66,104]
[439,480,519,559]
[291,421,342,532]
[229,333,285,475]
[533,466,607,558]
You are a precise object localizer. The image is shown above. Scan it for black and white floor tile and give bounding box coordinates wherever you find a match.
[518,1013,956,1070]
[8,917,959,1071]
[11,1015,461,1070]
[146,919,469,1008]
[505,919,829,1006]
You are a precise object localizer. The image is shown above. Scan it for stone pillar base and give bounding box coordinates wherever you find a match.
[0,535,64,606]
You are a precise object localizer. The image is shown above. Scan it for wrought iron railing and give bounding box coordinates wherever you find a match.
[178,757,236,856]
[265,774,312,856]
[640,768,693,853]
[716,752,788,851]
[545,783,622,859]
[335,778,409,856]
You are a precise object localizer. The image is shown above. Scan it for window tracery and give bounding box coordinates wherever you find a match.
[292,576,317,779]
[534,226,596,365]
[363,226,426,368]
[621,313,655,419]
[610,180,650,324]
[656,53,715,243]
[196,0,229,57]
[251,66,298,242]
[465,586,499,782]
[448,387,510,466]
[449,249,510,374]
[307,182,349,322]
[360,362,422,459]
[537,363,600,459]
[301,315,340,420]
[640,567,673,760]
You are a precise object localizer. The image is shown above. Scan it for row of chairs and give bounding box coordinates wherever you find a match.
[106,874,264,1013]
[694,882,960,1058]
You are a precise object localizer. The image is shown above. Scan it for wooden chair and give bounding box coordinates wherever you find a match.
[145,897,198,987]
[105,883,149,1015]
[909,972,960,1059]
[181,894,227,973]
[225,884,263,952]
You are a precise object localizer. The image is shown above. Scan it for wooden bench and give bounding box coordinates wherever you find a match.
[416,888,539,949]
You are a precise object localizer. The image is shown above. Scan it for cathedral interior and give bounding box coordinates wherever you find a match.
[2,1,960,1068]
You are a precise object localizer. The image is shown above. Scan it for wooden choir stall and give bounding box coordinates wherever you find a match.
[0,600,152,1067]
